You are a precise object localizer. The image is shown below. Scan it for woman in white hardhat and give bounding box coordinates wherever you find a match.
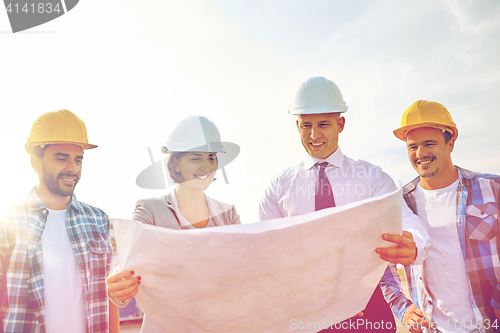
[106,116,241,332]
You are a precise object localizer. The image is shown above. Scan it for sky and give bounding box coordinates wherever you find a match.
[1,0,499,223]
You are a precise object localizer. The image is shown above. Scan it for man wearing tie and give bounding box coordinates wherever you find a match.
[259,76,430,332]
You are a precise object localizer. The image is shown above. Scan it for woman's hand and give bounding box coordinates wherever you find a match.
[106,269,141,306]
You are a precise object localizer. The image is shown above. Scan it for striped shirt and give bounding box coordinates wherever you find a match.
[0,188,112,333]
[381,167,500,333]
[259,147,431,264]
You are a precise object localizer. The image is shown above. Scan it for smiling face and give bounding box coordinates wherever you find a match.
[175,152,217,192]
[32,144,83,198]
[406,127,457,189]
[296,113,345,159]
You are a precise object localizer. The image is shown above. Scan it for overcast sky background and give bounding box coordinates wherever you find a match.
[1,0,499,223]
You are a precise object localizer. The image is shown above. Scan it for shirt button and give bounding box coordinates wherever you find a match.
[28,245,32,250]
[97,247,102,252]
[39,222,43,227]
[42,209,47,214]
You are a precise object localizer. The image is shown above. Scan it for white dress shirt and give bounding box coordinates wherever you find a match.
[259,147,431,264]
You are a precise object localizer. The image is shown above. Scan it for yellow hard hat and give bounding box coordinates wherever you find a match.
[393,100,458,141]
[25,109,98,154]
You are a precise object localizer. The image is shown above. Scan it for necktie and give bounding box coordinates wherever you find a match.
[315,162,335,211]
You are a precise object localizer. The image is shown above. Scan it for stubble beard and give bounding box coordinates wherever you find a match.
[415,163,437,179]
[41,164,79,198]
[419,171,437,179]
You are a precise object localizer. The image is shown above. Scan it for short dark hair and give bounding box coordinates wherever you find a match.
[167,151,219,184]
[443,130,453,143]
[31,145,47,158]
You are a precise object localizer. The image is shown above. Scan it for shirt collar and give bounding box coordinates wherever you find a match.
[303,146,344,170]
[404,165,464,196]
[28,187,82,213]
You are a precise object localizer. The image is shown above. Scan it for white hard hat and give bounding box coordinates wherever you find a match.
[288,76,348,115]
[162,116,226,153]
[136,115,240,189]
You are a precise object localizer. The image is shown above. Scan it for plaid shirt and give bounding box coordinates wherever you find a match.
[381,167,500,333]
[0,188,112,333]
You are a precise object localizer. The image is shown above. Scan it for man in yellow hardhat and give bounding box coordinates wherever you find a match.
[383,100,500,333]
[0,110,114,332]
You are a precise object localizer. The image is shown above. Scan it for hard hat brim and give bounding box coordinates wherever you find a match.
[214,142,240,169]
[161,141,235,155]
[25,141,98,154]
[161,142,239,169]
[288,105,348,115]
[393,122,458,141]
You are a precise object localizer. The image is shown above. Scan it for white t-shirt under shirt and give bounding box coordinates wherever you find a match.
[414,179,476,333]
[42,208,87,333]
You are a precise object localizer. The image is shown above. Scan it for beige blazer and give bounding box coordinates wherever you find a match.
[131,191,241,229]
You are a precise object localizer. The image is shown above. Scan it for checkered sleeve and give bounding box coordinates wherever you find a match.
[491,284,500,311]
[0,218,8,308]
[380,264,413,322]
[460,169,500,322]
[490,175,500,311]
[0,216,7,288]
[0,212,15,303]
